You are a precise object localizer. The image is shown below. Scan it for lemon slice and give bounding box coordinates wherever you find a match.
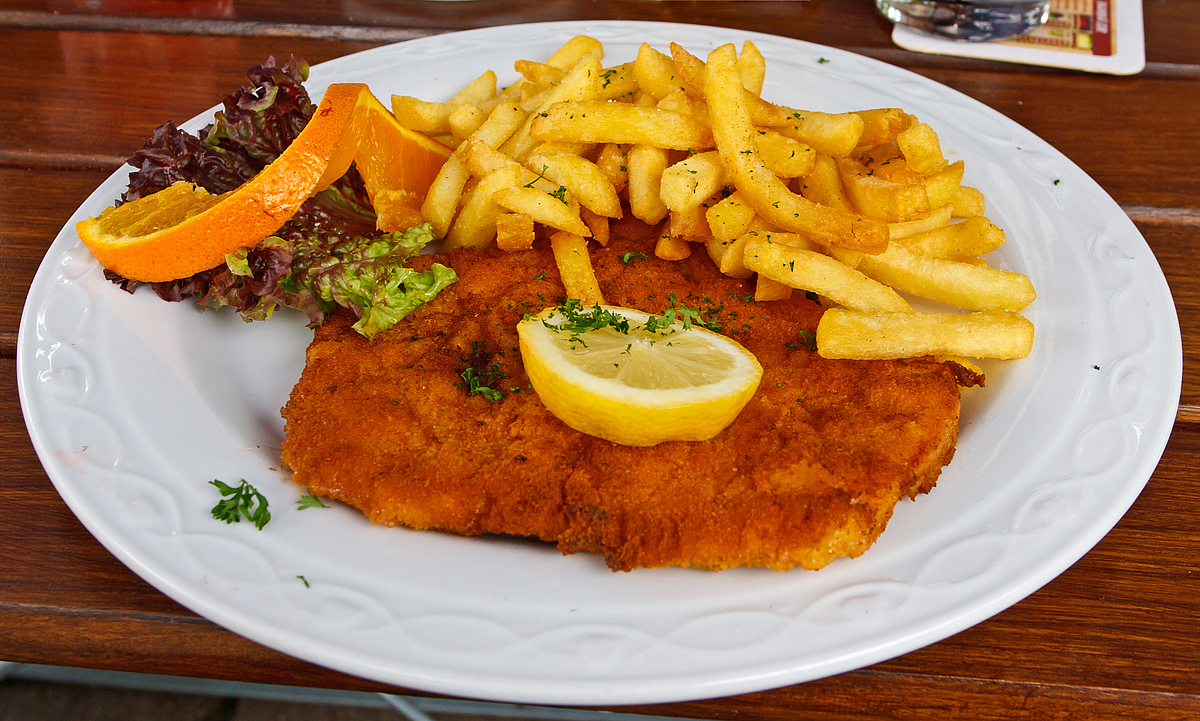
[517,304,763,446]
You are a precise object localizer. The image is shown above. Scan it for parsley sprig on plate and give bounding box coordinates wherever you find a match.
[209,479,271,530]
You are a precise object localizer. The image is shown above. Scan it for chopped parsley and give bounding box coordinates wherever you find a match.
[210,479,271,530]
[544,299,631,348]
[645,293,716,333]
[543,295,721,349]
[457,341,509,403]
[297,492,327,510]
[525,165,550,188]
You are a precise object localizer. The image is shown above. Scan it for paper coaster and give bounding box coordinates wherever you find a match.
[891,0,1145,75]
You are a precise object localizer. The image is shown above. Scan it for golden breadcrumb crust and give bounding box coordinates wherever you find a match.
[281,218,961,571]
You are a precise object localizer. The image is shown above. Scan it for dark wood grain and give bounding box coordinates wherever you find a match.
[1139,223,1200,409]
[1,2,1198,718]
[0,168,113,352]
[3,26,1198,207]
[0,29,380,165]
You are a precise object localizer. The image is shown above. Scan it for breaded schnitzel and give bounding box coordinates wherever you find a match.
[280,218,962,571]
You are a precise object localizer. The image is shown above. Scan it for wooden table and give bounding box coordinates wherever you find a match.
[2,1,1197,718]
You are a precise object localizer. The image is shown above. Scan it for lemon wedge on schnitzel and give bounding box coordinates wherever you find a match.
[517,302,763,446]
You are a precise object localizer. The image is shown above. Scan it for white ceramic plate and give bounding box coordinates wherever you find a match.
[17,21,1182,707]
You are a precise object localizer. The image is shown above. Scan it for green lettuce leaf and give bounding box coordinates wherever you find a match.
[209,222,455,337]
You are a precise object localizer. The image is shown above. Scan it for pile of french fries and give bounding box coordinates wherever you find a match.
[392,36,1036,369]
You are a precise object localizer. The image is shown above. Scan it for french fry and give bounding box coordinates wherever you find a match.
[390,96,455,134]
[550,230,604,304]
[704,44,888,253]
[595,63,640,102]
[655,230,692,260]
[450,70,498,104]
[837,157,931,222]
[717,235,753,276]
[594,142,630,192]
[854,108,916,147]
[924,160,965,209]
[739,40,766,96]
[669,42,790,127]
[659,150,727,213]
[532,140,595,157]
[422,154,471,239]
[444,164,527,250]
[654,88,700,119]
[627,144,671,224]
[448,102,488,141]
[857,143,923,184]
[668,206,713,244]
[896,122,948,174]
[742,236,911,312]
[756,130,816,179]
[816,309,1034,360]
[634,43,688,100]
[495,212,536,251]
[453,140,600,243]
[399,38,1038,379]
[951,185,986,217]
[705,190,756,242]
[775,108,865,158]
[466,99,529,148]
[888,203,953,240]
[581,207,610,246]
[422,99,528,237]
[530,100,714,150]
[525,152,623,218]
[668,41,709,94]
[514,59,566,88]
[501,53,605,160]
[493,185,591,237]
[855,242,1036,311]
[405,39,1034,374]
[460,136,524,177]
[896,216,1005,258]
[740,229,822,252]
[705,236,745,277]
[717,219,785,276]
[754,275,792,301]
[545,35,605,70]
[797,154,855,214]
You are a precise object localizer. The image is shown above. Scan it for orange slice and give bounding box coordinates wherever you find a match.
[77,82,450,282]
[78,83,366,282]
[349,91,453,232]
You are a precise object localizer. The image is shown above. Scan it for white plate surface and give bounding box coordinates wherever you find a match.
[17,20,1182,706]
